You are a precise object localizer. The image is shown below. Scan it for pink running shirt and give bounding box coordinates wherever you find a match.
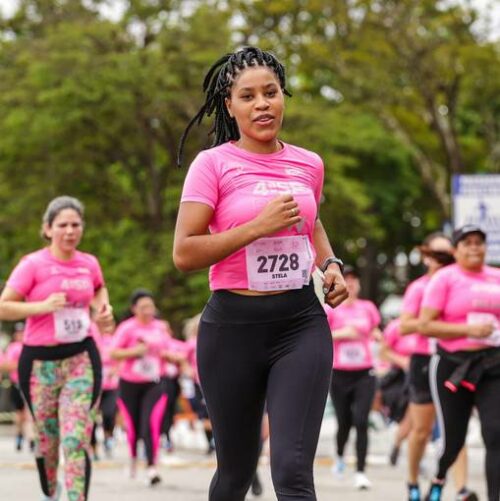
[162,337,188,379]
[324,299,381,370]
[180,142,324,290]
[5,341,22,384]
[421,264,500,352]
[112,317,171,383]
[401,275,432,355]
[6,248,104,346]
[384,319,420,358]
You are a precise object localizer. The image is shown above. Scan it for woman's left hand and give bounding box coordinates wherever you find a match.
[95,303,114,333]
[323,265,348,308]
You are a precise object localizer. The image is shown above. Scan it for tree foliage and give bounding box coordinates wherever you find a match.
[0,0,498,329]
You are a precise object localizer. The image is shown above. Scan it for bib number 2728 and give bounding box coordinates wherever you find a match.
[246,236,313,292]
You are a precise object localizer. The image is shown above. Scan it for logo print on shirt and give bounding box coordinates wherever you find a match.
[253,181,309,196]
[60,278,92,291]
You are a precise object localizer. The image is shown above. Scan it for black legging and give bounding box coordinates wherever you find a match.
[161,376,180,439]
[198,283,332,501]
[91,389,118,446]
[430,352,500,501]
[118,379,167,466]
[330,368,376,472]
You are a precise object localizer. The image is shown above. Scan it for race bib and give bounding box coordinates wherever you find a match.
[54,308,90,343]
[467,312,500,347]
[246,236,313,292]
[132,356,161,380]
[337,342,368,366]
[180,376,196,399]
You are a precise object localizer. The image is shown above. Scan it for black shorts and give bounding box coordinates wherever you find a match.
[408,354,433,404]
[10,384,25,411]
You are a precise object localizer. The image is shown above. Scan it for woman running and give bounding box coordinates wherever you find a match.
[0,196,113,501]
[380,319,413,467]
[183,313,214,455]
[419,225,500,501]
[160,321,187,454]
[400,233,475,501]
[110,289,178,486]
[174,46,347,500]
[323,265,381,490]
[91,321,119,459]
[3,322,34,452]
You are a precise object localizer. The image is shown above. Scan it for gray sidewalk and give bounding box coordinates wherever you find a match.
[0,415,487,500]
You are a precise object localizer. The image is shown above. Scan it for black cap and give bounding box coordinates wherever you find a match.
[343,265,359,278]
[452,225,486,246]
[129,288,154,306]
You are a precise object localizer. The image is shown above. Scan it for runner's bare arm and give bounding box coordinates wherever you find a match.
[0,286,66,320]
[399,312,419,335]
[91,286,114,332]
[173,196,301,272]
[313,219,348,308]
[331,326,359,340]
[379,341,410,370]
[419,307,493,339]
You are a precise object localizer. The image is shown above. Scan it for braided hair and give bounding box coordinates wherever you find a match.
[177,46,291,167]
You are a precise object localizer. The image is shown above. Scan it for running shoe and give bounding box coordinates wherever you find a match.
[104,437,114,459]
[408,484,421,501]
[354,472,372,490]
[146,467,162,487]
[389,445,400,466]
[41,482,61,501]
[29,439,36,452]
[15,433,23,451]
[251,472,263,497]
[456,488,479,501]
[424,482,444,501]
[331,456,346,478]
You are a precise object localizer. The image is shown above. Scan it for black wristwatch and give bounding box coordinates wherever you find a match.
[320,256,344,275]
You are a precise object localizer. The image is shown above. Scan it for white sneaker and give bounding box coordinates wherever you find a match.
[354,472,372,490]
[331,457,346,478]
[146,466,162,487]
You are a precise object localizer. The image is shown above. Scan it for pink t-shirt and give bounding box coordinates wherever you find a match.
[401,275,432,355]
[180,141,324,290]
[162,337,188,379]
[112,317,170,383]
[6,248,105,346]
[421,264,500,352]
[324,299,381,370]
[5,341,23,384]
[95,330,120,391]
[384,319,419,359]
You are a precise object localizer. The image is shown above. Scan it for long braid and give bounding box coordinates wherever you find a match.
[177,47,291,167]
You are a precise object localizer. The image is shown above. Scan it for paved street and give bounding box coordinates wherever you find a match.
[0,415,487,500]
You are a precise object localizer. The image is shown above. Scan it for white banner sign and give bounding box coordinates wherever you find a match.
[452,175,500,264]
[452,174,500,264]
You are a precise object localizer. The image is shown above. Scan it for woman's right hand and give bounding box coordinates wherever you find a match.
[41,293,67,313]
[252,194,302,237]
[134,342,148,357]
[468,323,495,339]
